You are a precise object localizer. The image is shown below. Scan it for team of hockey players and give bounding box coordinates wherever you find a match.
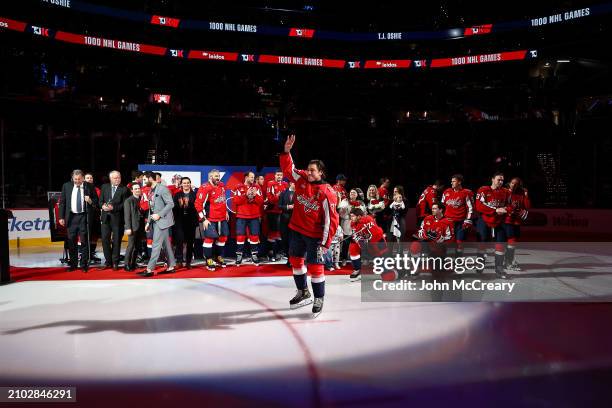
[67,136,529,316]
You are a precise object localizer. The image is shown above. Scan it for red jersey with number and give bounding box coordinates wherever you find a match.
[351,215,385,243]
[416,186,439,218]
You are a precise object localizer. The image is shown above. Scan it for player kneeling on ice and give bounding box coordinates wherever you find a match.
[280,134,339,318]
[348,208,389,282]
[409,203,455,277]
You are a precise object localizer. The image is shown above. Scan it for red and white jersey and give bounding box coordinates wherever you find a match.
[333,183,347,201]
[441,187,474,222]
[416,186,439,218]
[475,186,512,227]
[232,183,263,219]
[417,215,455,242]
[265,180,288,214]
[505,189,531,225]
[280,152,339,249]
[351,215,385,243]
[139,185,152,213]
[378,186,391,208]
[195,181,228,222]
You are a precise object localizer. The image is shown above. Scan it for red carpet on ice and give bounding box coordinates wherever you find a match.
[9,264,353,282]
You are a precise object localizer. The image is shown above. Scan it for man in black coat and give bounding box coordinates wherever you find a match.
[173,177,198,268]
[99,170,130,269]
[58,169,100,271]
[278,181,295,267]
[123,183,145,271]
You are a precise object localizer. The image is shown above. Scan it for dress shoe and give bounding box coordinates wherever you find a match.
[143,270,157,277]
[81,266,89,272]
[100,263,112,269]
[67,266,77,272]
[163,266,176,273]
[175,262,183,269]
[185,263,192,269]
[124,266,133,272]
[112,264,119,271]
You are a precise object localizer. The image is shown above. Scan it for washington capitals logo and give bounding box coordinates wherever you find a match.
[444,198,463,207]
[297,194,320,213]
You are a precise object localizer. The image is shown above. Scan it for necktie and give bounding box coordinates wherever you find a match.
[112,185,117,199]
[76,185,82,213]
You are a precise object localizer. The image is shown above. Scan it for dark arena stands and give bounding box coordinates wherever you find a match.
[1,1,612,406]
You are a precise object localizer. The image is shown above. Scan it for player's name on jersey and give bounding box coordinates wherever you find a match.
[530,7,590,26]
[41,0,72,8]
[84,36,141,51]
[209,22,258,33]
[373,279,516,293]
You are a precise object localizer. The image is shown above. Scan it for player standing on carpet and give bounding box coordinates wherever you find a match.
[280,134,339,317]
[265,170,288,262]
[233,172,264,266]
[195,169,230,271]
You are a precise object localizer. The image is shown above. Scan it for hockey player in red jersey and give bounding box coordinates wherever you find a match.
[195,169,230,271]
[232,171,264,265]
[504,177,530,271]
[265,170,288,261]
[410,203,455,256]
[280,134,339,317]
[416,180,444,227]
[348,208,387,282]
[333,174,348,201]
[441,174,474,257]
[475,172,513,278]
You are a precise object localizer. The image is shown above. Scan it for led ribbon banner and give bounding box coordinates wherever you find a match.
[0,16,538,70]
[38,0,611,41]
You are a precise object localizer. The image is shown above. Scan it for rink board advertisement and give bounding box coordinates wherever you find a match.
[7,209,51,241]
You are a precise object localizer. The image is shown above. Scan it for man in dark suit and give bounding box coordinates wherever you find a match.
[173,177,198,269]
[58,169,100,271]
[99,170,130,269]
[124,183,145,271]
[278,181,295,268]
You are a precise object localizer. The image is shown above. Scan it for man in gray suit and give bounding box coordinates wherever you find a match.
[143,171,176,276]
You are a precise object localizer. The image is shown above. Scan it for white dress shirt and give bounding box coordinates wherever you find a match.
[71,183,85,214]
